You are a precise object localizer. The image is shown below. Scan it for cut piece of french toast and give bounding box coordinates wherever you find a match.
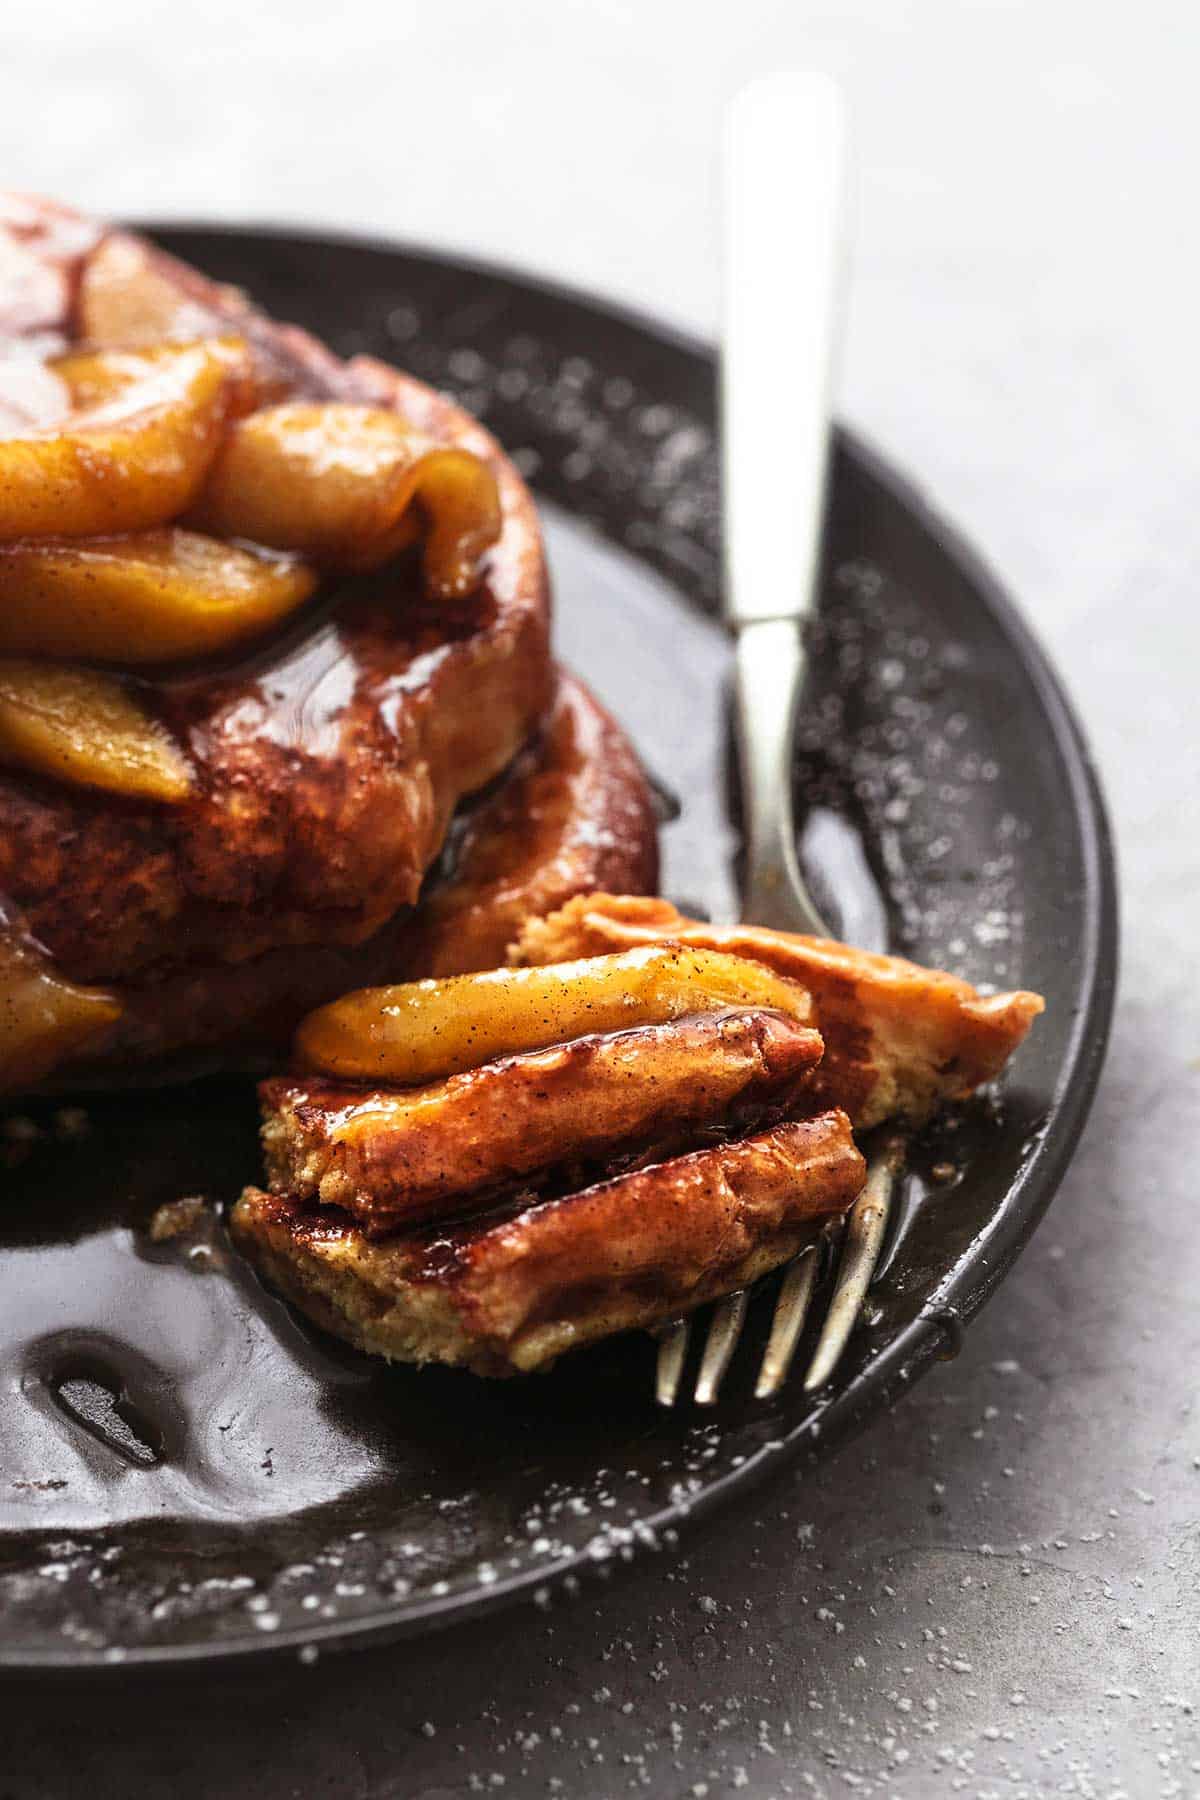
[233,1112,865,1376]
[260,1008,823,1233]
[515,894,1044,1129]
[233,913,1043,1376]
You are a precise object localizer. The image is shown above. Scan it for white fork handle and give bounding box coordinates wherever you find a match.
[721,71,849,628]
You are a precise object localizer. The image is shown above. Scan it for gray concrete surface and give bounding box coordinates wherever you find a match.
[3,3,1198,1793]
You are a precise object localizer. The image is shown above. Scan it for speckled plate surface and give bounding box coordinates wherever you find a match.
[0,227,1116,1675]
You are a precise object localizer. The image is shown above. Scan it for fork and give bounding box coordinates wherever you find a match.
[656,72,903,1407]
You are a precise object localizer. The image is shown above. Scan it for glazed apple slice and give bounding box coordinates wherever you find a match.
[0,340,235,539]
[0,935,121,1090]
[412,442,506,600]
[0,530,319,664]
[195,402,502,596]
[0,660,193,801]
[294,945,814,1085]
[52,335,262,418]
[75,230,241,347]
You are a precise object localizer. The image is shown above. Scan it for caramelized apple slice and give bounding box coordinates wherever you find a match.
[196,403,502,596]
[0,660,193,801]
[412,444,506,600]
[0,340,233,540]
[196,403,423,564]
[0,530,318,664]
[0,934,121,1090]
[53,342,193,409]
[52,335,262,418]
[76,231,242,347]
[294,945,814,1085]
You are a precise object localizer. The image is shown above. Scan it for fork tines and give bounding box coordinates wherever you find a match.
[656,1135,905,1408]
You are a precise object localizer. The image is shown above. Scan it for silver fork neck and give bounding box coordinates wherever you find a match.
[732,618,828,937]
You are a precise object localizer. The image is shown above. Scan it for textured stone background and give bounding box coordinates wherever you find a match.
[3,2,1198,1794]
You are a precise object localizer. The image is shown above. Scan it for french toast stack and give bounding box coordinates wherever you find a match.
[0,196,657,1091]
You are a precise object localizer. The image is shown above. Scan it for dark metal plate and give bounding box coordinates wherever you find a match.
[0,226,1116,1674]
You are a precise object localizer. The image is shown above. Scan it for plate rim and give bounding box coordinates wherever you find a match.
[0,220,1118,1677]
